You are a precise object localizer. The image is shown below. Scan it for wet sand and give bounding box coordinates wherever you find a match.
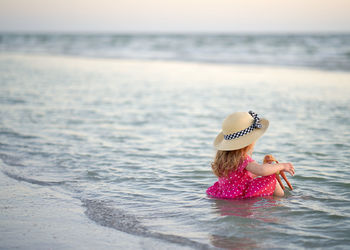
[0,170,190,250]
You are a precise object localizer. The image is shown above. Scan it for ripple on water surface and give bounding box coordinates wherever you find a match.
[1,54,350,249]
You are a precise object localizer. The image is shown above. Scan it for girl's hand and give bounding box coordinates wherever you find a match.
[280,163,295,176]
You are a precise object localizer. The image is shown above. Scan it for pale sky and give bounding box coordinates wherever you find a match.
[1,0,350,33]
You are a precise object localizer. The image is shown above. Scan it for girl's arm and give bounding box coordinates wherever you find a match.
[246,161,295,177]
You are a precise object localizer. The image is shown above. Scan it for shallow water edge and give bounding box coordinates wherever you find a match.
[0,169,195,250]
[1,53,350,249]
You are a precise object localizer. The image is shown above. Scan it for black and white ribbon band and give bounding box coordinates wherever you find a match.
[224,111,262,140]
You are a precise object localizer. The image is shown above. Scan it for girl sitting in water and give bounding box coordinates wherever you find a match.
[206,111,295,199]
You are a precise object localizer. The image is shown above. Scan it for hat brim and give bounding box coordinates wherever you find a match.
[214,118,269,151]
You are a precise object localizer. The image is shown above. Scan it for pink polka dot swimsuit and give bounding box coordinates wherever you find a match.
[206,155,277,199]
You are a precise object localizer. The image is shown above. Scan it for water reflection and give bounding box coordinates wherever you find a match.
[208,197,283,249]
[212,196,282,222]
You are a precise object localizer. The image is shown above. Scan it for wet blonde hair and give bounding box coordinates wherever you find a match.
[211,144,253,178]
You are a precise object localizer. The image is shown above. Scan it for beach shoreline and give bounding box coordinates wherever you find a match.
[0,169,191,250]
[2,51,350,75]
[1,52,350,91]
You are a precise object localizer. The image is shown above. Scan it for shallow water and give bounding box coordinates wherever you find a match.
[1,53,350,249]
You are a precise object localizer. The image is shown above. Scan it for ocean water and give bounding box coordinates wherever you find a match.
[1,34,350,249]
[1,33,350,71]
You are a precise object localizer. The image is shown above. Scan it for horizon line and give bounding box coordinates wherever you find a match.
[1,30,350,35]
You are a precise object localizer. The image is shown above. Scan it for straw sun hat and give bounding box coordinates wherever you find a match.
[214,111,269,151]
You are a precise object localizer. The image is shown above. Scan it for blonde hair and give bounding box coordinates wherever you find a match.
[211,144,253,178]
